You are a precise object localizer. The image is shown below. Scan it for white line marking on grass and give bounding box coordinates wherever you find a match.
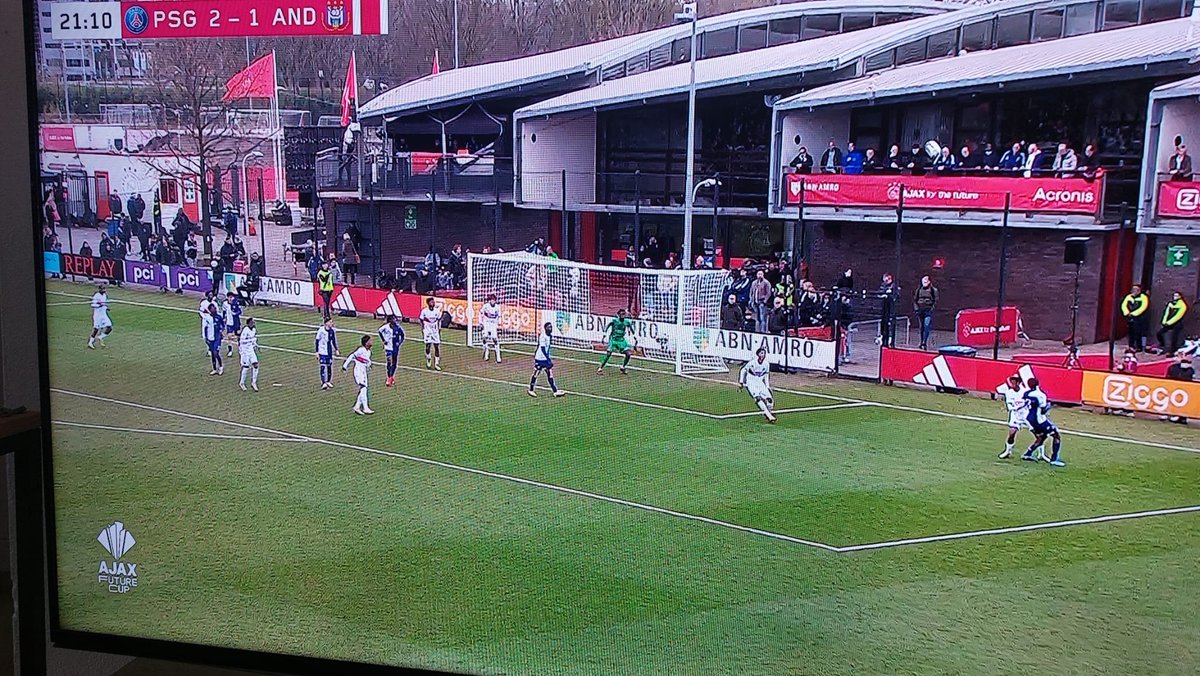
[46,301,86,306]
[255,343,725,420]
[834,505,1200,553]
[48,289,1200,453]
[253,330,323,339]
[52,388,842,553]
[716,402,872,420]
[54,420,311,443]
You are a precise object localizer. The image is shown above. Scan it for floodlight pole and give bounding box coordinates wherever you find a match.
[678,1,699,269]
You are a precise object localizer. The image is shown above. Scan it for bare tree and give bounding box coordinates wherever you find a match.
[148,40,268,256]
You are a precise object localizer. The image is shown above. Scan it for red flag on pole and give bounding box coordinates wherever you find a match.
[223,52,277,101]
[340,52,357,126]
[432,49,440,76]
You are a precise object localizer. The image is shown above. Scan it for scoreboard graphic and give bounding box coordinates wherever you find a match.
[50,0,389,40]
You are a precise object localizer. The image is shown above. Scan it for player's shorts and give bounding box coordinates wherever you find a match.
[534,358,554,370]
[745,381,772,403]
[318,354,333,366]
[423,330,441,345]
[608,338,631,353]
[239,350,258,367]
[207,339,222,354]
[1007,412,1030,429]
[354,374,369,388]
[226,319,241,334]
[482,324,499,341]
[1031,419,1057,436]
[93,315,112,331]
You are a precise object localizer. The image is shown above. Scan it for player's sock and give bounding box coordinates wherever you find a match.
[251,367,259,388]
[358,388,368,410]
[529,373,538,391]
[547,375,558,393]
[240,368,249,387]
[483,345,491,361]
[622,354,631,368]
[599,353,611,369]
[757,400,771,416]
[1050,438,1062,462]
[494,344,501,363]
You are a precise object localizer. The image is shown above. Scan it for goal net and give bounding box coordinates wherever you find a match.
[467,252,728,376]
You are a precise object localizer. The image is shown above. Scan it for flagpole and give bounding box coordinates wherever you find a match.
[271,49,284,206]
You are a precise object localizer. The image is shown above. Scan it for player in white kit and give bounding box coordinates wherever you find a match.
[342,334,374,414]
[238,318,260,391]
[998,374,1031,459]
[419,297,443,371]
[198,291,216,353]
[739,347,776,423]
[88,283,112,348]
[480,293,502,364]
[527,322,565,398]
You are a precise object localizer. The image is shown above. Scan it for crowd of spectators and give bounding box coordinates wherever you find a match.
[789,137,1104,180]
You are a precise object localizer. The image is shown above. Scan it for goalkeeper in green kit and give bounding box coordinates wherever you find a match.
[597,308,636,375]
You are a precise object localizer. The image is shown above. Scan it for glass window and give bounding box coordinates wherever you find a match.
[895,39,927,66]
[648,44,672,70]
[876,13,914,26]
[960,20,993,51]
[864,49,894,72]
[1102,0,1140,29]
[1064,2,1100,35]
[701,27,737,58]
[625,54,649,76]
[802,14,839,40]
[738,23,768,51]
[927,29,958,59]
[767,18,800,45]
[1033,9,1064,41]
[1142,0,1185,23]
[996,12,1032,48]
[841,14,875,33]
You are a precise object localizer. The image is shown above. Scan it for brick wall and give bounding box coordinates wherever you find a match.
[807,221,1107,342]
[1149,235,1200,338]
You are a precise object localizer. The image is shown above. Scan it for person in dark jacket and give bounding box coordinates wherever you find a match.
[913,275,940,350]
[862,147,882,173]
[879,273,900,347]
[788,146,814,174]
[98,233,114,259]
[79,241,92,257]
[721,294,743,331]
[729,269,752,307]
[1121,284,1151,351]
[768,297,791,335]
[998,142,1025,172]
[1081,144,1102,178]
[1168,143,1193,182]
[905,143,927,175]
[820,140,843,174]
[219,237,238,272]
[1157,291,1189,355]
[834,268,854,290]
[108,192,123,218]
[978,142,999,169]
[1166,354,1196,424]
[796,280,821,327]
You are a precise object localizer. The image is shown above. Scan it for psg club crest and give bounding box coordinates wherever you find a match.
[324,0,348,31]
[124,5,149,35]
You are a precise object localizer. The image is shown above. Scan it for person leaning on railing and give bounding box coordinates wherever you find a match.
[1167,143,1193,182]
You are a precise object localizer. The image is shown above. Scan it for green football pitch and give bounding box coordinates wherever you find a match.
[44,278,1200,674]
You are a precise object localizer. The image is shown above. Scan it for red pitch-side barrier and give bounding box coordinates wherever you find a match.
[881,348,1083,403]
[955,306,1020,347]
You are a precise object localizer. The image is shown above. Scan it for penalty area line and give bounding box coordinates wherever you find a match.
[53,420,311,443]
[717,401,872,420]
[835,505,1200,553]
[51,388,842,553]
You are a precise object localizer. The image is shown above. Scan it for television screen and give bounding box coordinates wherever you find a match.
[34,0,1200,674]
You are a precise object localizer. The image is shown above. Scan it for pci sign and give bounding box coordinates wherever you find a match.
[1082,371,1200,417]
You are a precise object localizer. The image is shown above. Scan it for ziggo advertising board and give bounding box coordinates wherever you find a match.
[1081,371,1200,418]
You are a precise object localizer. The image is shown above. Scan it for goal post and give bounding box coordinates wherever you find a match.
[467,252,728,375]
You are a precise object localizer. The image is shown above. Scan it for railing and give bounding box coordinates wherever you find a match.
[316,151,514,202]
[779,167,1109,219]
[517,169,770,211]
[1154,175,1200,219]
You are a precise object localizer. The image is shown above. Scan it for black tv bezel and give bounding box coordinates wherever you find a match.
[25,5,455,675]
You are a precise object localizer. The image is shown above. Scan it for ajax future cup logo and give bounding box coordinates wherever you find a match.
[97,521,139,594]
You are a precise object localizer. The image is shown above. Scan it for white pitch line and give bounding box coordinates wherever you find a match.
[835,505,1200,553]
[53,420,310,443]
[47,289,1200,453]
[46,301,86,306]
[254,330,322,338]
[717,401,872,420]
[52,388,841,553]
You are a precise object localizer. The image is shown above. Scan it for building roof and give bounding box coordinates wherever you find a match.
[358,0,960,120]
[511,0,1103,119]
[776,16,1200,110]
[1148,70,1200,101]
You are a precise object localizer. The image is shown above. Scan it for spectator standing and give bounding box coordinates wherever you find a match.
[912,275,939,351]
[765,260,782,287]
[248,251,265,277]
[721,294,743,331]
[1081,144,1102,178]
[750,270,772,333]
[932,147,957,173]
[788,146,813,173]
[979,142,999,169]
[1121,284,1151,351]
[436,266,453,290]
[44,190,60,231]
[108,192,123,218]
[959,145,980,171]
[862,147,881,173]
[774,274,795,314]
[878,273,900,347]
[843,142,864,175]
[98,233,114,259]
[1052,143,1078,177]
[796,280,821,327]
[341,233,361,285]
[1166,354,1196,424]
[906,143,927,175]
[1157,291,1188,355]
[999,142,1025,172]
[834,267,854,290]
[730,268,751,307]
[317,261,335,319]
[820,140,843,174]
[768,297,791,335]
[219,237,237,272]
[1022,143,1045,178]
[1168,143,1193,182]
[79,241,92,257]
[886,145,903,171]
[328,254,344,285]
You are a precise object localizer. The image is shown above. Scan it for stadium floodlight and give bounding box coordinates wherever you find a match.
[467,252,729,376]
